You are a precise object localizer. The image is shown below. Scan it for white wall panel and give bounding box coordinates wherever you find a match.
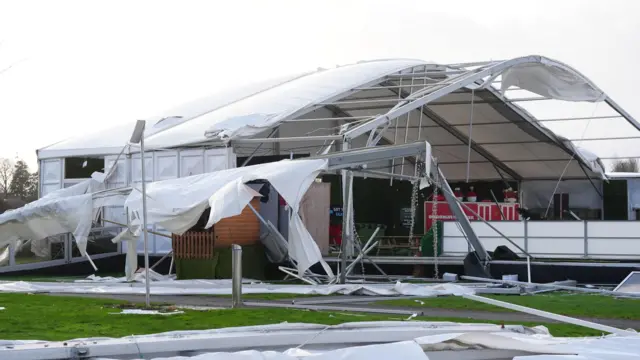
[42,159,62,184]
[104,155,128,186]
[154,151,178,181]
[527,237,584,256]
[205,148,235,173]
[131,153,153,183]
[589,238,640,258]
[527,221,583,237]
[41,159,62,197]
[179,149,205,177]
[588,221,637,238]
[443,220,640,259]
[470,221,525,238]
[441,221,525,255]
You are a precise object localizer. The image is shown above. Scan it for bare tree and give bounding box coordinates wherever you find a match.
[0,158,14,198]
[612,158,640,173]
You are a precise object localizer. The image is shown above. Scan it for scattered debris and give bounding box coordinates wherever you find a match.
[110,309,184,316]
[175,305,223,311]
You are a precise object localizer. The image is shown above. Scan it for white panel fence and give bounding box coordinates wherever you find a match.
[443,220,640,259]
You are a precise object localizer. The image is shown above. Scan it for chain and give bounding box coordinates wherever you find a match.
[351,206,367,281]
[407,162,422,252]
[431,165,440,279]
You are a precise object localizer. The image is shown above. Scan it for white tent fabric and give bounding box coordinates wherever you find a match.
[142,59,427,149]
[0,172,110,256]
[500,59,606,102]
[0,280,474,296]
[37,72,310,159]
[35,56,631,182]
[124,159,331,276]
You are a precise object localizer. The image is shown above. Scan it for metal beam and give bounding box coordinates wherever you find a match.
[322,104,417,170]
[380,83,523,180]
[345,56,545,140]
[476,86,604,176]
[233,135,343,144]
[321,96,547,107]
[462,293,636,336]
[307,141,431,171]
[606,97,640,133]
[434,163,491,266]
[436,158,587,165]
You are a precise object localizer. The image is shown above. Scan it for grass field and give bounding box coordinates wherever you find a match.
[0,293,618,340]
[375,292,640,320]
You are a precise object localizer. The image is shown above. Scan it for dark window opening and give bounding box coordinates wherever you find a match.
[64,157,105,179]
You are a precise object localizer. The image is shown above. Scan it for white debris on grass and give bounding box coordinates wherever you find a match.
[111,309,185,316]
[0,280,476,297]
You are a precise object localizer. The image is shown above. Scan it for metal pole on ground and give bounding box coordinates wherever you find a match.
[462,294,637,336]
[232,244,243,308]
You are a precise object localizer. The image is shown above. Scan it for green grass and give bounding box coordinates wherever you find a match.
[375,292,640,320]
[0,273,125,282]
[0,293,612,341]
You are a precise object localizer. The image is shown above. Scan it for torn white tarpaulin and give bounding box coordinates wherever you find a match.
[416,331,640,359]
[500,58,606,102]
[0,176,103,256]
[124,159,331,276]
[0,280,474,297]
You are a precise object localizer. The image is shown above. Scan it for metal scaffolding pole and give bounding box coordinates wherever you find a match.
[433,162,491,266]
[339,169,353,284]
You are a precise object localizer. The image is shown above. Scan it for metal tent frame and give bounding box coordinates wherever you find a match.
[21,55,640,277]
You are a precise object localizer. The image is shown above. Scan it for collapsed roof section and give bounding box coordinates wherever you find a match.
[38,56,640,181]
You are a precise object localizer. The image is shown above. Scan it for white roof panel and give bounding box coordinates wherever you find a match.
[36,56,640,181]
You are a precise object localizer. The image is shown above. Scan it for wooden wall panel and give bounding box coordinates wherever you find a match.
[214,198,261,248]
[299,182,330,255]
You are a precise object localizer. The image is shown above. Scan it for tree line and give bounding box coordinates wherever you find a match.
[0,157,38,208]
[611,158,640,173]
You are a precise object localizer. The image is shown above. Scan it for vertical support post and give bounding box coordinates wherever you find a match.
[340,170,353,284]
[526,256,531,284]
[65,234,72,263]
[584,220,589,257]
[140,133,151,308]
[523,219,528,253]
[8,242,15,267]
[232,244,243,308]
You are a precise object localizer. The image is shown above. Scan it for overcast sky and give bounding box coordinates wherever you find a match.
[1,0,639,170]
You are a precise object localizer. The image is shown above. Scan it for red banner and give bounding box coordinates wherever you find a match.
[425,201,520,230]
